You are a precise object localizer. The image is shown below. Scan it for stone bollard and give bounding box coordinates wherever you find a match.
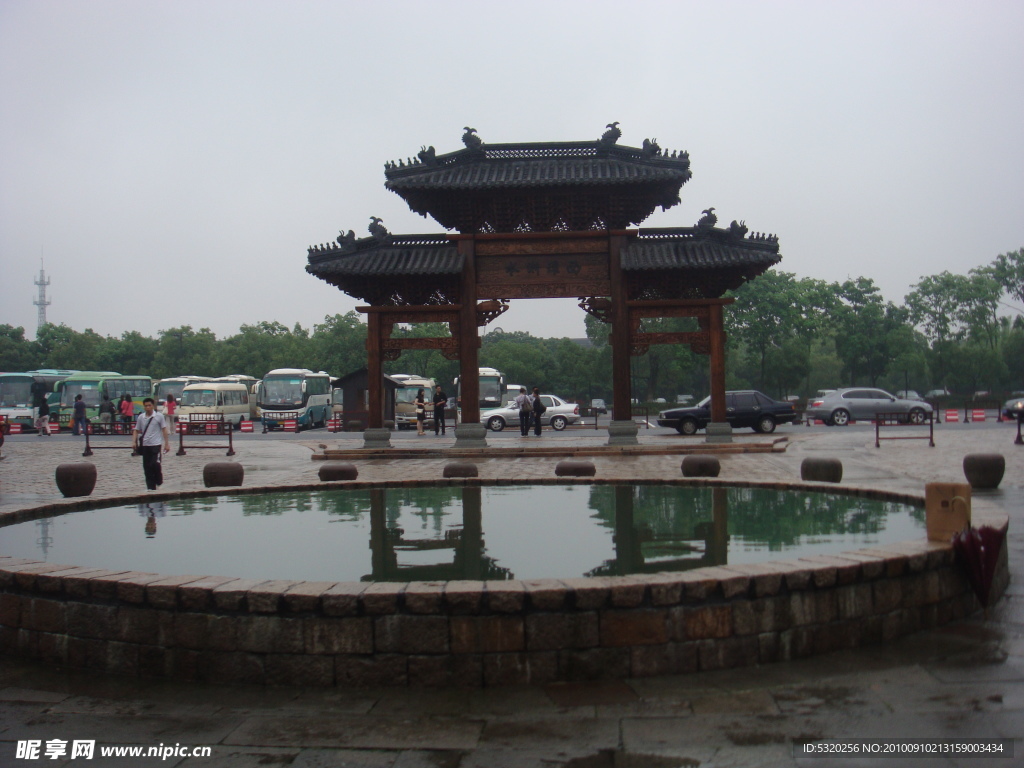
[555,459,596,477]
[55,462,97,497]
[681,455,721,477]
[962,453,1005,490]
[383,419,395,430]
[203,462,244,488]
[443,461,478,478]
[318,462,358,481]
[347,420,363,433]
[800,457,843,483]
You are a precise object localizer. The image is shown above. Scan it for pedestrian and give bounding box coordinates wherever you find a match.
[164,393,176,429]
[514,387,531,437]
[98,395,116,425]
[530,386,546,436]
[414,388,426,435]
[132,397,170,491]
[119,394,134,428]
[432,384,448,435]
[72,394,88,436]
[34,398,51,436]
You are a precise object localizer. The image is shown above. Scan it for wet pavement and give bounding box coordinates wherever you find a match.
[0,422,1021,766]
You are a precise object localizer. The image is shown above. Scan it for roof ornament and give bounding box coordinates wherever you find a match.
[598,122,621,147]
[728,220,748,239]
[368,216,391,242]
[696,207,717,230]
[418,145,437,166]
[336,229,357,251]
[462,127,483,150]
[641,138,661,158]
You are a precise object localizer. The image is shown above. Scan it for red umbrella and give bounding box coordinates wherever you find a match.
[952,525,1006,609]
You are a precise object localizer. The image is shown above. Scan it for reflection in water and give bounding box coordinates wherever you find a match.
[0,484,924,583]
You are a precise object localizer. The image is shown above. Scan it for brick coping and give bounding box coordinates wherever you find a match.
[0,480,1010,687]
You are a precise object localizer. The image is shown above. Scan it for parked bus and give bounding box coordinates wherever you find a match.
[177,380,252,428]
[154,376,213,413]
[392,375,436,429]
[56,372,152,427]
[258,368,332,430]
[214,375,261,419]
[0,370,76,430]
[454,367,506,410]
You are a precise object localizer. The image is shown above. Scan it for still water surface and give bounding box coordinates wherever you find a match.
[1,485,924,582]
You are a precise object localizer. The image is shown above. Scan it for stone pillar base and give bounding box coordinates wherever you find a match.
[606,419,639,446]
[705,422,733,444]
[362,427,392,450]
[454,422,488,449]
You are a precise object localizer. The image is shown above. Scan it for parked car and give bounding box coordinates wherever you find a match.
[925,388,951,399]
[896,390,924,401]
[482,394,580,431]
[805,388,933,426]
[1002,395,1024,421]
[656,390,798,435]
[590,398,608,415]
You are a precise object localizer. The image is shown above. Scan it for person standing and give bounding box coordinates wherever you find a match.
[132,397,170,491]
[72,394,88,436]
[414,388,426,436]
[34,398,51,436]
[432,384,448,436]
[514,387,531,437]
[530,386,546,436]
[98,395,116,425]
[119,395,134,428]
[164,394,177,430]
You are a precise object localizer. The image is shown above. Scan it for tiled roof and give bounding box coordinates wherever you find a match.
[306,235,462,277]
[622,228,781,271]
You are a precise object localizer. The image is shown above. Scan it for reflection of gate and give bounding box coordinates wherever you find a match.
[307,128,780,445]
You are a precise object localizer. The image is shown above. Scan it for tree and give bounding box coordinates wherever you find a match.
[310,312,367,377]
[153,326,219,378]
[991,247,1024,306]
[833,278,908,386]
[0,325,36,371]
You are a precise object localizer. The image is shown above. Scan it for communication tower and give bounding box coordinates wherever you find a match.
[33,261,51,332]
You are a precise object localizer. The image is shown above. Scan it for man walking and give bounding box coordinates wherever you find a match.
[432,384,449,435]
[514,387,531,436]
[132,397,171,491]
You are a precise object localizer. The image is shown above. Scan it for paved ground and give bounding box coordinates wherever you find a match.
[0,422,1022,766]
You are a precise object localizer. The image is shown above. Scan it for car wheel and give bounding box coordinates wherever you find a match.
[677,419,699,436]
[755,415,776,434]
[830,409,851,426]
[487,416,505,432]
[550,415,567,431]
[908,408,927,425]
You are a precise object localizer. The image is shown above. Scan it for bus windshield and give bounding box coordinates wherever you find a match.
[261,378,303,407]
[180,389,217,407]
[396,386,423,405]
[480,376,503,406]
[61,382,102,407]
[0,377,33,408]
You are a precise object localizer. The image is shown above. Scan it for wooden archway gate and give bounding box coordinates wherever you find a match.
[358,230,731,443]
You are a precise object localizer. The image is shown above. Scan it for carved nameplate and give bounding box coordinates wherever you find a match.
[475,238,609,257]
[476,253,611,299]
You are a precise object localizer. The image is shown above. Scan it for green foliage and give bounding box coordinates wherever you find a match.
[991,247,1024,306]
[0,325,35,371]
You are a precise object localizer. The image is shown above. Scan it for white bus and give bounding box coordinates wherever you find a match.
[154,376,213,413]
[258,368,332,430]
[392,375,436,429]
[177,381,252,428]
[454,367,506,410]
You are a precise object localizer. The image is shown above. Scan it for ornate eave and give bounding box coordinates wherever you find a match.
[384,131,692,233]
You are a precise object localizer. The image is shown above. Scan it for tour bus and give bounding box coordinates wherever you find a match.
[154,376,213,413]
[56,372,152,427]
[0,370,76,431]
[176,380,253,429]
[258,368,332,430]
[215,375,261,419]
[454,367,506,410]
[391,375,437,429]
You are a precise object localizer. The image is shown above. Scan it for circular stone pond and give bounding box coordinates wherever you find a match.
[0,479,1004,688]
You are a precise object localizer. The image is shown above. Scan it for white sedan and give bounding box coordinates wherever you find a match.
[482,395,580,431]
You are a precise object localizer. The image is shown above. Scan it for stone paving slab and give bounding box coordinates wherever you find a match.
[222,714,483,751]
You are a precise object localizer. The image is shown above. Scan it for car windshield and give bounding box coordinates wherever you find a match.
[697,396,711,408]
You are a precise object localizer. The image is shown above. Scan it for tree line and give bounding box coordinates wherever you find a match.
[2,248,1020,404]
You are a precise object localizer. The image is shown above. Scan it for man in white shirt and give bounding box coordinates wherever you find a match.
[133,397,171,490]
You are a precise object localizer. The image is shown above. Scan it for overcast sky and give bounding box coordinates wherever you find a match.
[2,0,1022,344]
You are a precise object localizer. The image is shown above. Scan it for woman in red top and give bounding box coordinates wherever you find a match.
[164,394,176,428]
[120,395,134,426]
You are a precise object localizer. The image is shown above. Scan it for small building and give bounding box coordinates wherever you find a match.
[332,368,401,429]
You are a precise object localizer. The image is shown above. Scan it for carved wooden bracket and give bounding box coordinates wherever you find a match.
[476,299,510,327]
[579,296,613,323]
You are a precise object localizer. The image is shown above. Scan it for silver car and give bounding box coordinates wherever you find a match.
[805,387,933,426]
[482,394,580,431]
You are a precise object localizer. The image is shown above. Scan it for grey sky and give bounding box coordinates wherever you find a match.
[2,0,1022,344]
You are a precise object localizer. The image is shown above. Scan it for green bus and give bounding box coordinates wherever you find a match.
[0,370,77,431]
[56,372,153,427]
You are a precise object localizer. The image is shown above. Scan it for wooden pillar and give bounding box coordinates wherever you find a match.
[457,238,480,424]
[609,234,632,420]
[366,311,384,429]
[708,303,727,423]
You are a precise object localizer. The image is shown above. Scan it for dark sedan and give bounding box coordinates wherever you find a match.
[657,390,798,435]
